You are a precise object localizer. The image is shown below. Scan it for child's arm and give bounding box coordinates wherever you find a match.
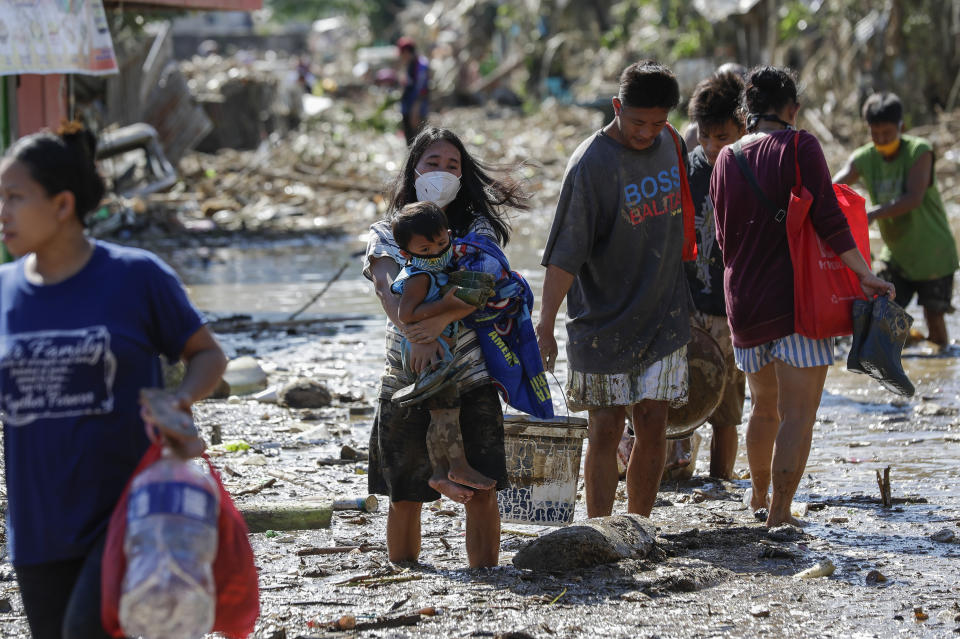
[397,273,471,325]
[867,150,932,222]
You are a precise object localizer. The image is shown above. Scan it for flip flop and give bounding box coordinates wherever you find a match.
[392,358,470,407]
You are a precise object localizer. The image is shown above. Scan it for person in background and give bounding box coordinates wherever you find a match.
[833,92,959,348]
[710,67,893,527]
[667,69,748,481]
[397,37,430,145]
[683,62,747,151]
[537,60,694,518]
[0,125,226,638]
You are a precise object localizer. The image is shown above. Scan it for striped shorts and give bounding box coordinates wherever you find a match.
[733,333,834,374]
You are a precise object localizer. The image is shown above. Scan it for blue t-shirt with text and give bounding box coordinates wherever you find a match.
[0,241,204,565]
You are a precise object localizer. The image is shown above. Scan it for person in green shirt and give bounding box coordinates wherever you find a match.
[834,92,959,347]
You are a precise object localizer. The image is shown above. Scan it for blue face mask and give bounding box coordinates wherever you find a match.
[409,244,453,272]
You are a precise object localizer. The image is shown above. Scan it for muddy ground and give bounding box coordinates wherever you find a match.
[4,321,957,639]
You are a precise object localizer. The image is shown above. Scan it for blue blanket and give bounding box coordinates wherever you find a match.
[453,233,554,418]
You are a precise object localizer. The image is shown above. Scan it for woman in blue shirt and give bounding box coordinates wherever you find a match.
[0,126,226,638]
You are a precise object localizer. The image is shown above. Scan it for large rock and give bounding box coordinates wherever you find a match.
[222,356,268,395]
[512,513,657,572]
[279,378,332,409]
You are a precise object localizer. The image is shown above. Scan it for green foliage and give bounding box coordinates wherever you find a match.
[478,53,499,77]
[599,24,626,50]
[671,32,701,59]
[778,1,814,41]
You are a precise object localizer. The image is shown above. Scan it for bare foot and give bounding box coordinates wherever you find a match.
[429,476,474,503]
[744,486,770,513]
[448,463,496,490]
[766,514,808,528]
[664,438,693,471]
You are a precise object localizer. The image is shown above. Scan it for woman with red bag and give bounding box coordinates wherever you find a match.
[710,67,894,528]
[0,126,227,638]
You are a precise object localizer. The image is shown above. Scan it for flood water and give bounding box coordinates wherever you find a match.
[156,202,960,543]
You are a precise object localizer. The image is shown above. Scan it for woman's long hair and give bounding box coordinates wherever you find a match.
[387,127,528,246]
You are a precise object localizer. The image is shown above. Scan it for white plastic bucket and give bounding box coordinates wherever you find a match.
[497,415,588,526]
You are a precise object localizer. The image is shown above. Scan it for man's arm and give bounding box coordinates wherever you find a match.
[535,264,576,372]
[866,150,932,222]
[832,156,860,185]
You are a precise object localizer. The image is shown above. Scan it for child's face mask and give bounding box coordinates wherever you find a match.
[408,243,453,272]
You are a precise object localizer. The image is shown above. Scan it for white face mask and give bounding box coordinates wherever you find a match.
[414,170,461,209]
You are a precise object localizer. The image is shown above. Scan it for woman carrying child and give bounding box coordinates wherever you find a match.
[362,127,528,568]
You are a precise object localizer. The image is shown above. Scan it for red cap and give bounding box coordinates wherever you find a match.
[396,37,416,53]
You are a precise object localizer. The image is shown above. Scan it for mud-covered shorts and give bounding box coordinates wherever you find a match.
[565,346,689,412]
[878,262,956,314]
[368,384,508,502]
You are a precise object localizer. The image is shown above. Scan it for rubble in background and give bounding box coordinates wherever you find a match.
[91,84,603,241]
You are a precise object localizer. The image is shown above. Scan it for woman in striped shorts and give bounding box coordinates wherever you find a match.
[710,67,894,527]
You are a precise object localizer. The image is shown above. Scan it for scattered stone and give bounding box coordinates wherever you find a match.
[830,516,849,524]
[749,605,771,618]
[340,444,368,461]
[865,569,888,585]
[758,540,798,559]
[512,514,657,572]
[620,591,651,602]
[278,379,333,408]
[692,487,727,502]
[938,610,960,624]
[210,377,231,399]
[914,606,929,621]
[915,403,958,417]
[222,356,269,395]
[767,524,803,542]
[931,528,956,543]
[0,597,11,613]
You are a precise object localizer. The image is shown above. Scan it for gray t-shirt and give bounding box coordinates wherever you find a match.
[542,127,692,374]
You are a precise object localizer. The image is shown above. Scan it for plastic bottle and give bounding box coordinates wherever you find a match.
[119,449,219,639]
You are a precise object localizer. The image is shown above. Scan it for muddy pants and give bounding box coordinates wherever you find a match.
[368,384,508,502]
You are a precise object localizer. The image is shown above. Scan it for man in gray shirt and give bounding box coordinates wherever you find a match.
[537,60,693,517]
